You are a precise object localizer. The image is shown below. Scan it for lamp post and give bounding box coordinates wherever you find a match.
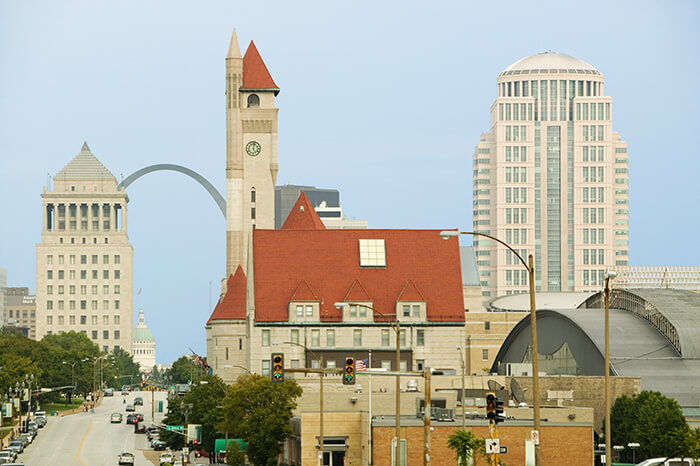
[627,442,639,463]
[457,345,466,428]
[335,302,402,466]
[222,364,253,375]
[604,271,617,466]
[277,340,325,466]
[62,358,88,404]
[440,230,540,465]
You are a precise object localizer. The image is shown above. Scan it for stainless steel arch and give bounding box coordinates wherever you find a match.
[117,164,226,218]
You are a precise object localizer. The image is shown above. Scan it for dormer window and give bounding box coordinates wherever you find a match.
[247,94,260,108]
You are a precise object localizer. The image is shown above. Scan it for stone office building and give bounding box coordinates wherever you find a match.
[35,142,133,354]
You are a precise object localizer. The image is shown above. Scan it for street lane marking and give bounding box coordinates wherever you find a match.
[70,419,92,466]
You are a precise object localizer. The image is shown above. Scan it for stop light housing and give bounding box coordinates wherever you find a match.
[495,397,505,423]
[343,357,355,385]
[486,392,496,420]
[271,353,284,383]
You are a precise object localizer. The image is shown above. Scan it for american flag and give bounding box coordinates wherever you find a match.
[355,358,368,371]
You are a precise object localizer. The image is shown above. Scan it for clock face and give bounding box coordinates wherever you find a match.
[246,141,261,157]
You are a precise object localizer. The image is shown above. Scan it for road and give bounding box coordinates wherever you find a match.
[20,390,169,466]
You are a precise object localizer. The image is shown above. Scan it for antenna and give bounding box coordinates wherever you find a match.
[487,379,500,392]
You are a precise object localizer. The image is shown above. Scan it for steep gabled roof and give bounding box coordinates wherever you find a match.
[396,279,426,302]
[241,41,279,94]
[206,266,247,324]
[55,142,115,181]
[343,279,373,303]
[253,229,465,323]
[281,192,326,230]
[290,280,319,302]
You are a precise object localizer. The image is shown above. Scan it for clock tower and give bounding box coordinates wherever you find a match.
[225,30,279,276]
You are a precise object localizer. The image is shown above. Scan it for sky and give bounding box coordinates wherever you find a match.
[1,0,698,365]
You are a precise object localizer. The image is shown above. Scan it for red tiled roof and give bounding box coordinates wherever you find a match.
[253,228,464,323]
[281,192,326,230]
[290,280,319,302]
[206,266,247,324]
[396,279,426,302]
[242,41,279,92]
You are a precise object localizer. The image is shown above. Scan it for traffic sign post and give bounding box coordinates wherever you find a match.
[531,430,540,445]
[485,438,500,454]
[166,425,184,432]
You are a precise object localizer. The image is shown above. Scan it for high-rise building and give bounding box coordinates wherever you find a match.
[0,267,6,327]
[473,52,629,299]
[35,142,133,354]
[225,30,279,276]
[275,184,368,230]
[3,287,36,339]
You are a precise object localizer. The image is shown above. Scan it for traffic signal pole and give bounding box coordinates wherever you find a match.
[423,368,431,466]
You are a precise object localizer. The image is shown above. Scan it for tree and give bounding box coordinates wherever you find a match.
[447,429,486,466]
[225,440,246,466]
[165,355,198,384]
[219,374,302,466]
[609,390,690,462]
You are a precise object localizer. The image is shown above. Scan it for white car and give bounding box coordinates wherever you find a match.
[118,452,135,465]
[636,460,695,466]
[159,452,174,465]
[110,412,123,423]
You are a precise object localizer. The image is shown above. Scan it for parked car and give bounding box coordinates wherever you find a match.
[118,452,135,465]
[110,412,123,423]
[159,452,174,465]
[34,410,46,418]
[134,421,146,433]
[1,448,18,461]
[8,441,23,453]
[34,416,47,427]
[0,451,16,463]
[133,397,143,406]
[636,460,695,466]
[125,404,135,412]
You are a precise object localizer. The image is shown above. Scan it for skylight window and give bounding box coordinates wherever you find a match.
[359,239,386,267]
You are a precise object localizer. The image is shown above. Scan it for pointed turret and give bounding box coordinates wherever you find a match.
[227,29,242,59]
[81,141,90,153]
[242,41,280,95]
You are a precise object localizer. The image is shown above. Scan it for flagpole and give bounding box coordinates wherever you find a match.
[369,350,372,465]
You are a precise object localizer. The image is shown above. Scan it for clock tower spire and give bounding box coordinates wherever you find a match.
[225,31,279,277]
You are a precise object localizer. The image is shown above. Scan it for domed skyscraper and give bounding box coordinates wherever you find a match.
[473,52,629,299]
[133,309,156,371]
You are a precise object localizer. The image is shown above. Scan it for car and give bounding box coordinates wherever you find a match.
[134,422,146,433]
[159,452,174,465]
[8,441,23,453]
[133,397,143,406]
[134,413,144,423]
[110,412,123,423]
[125,404,135,412]
[118,452,135,465]
[152,440,167,451]
[1,448,18,460]
[34,416,47,427]
[104,388,114,396]
[126,414,138,424]
[18,434,32,445]
[0,451,16,463]
[195,450,209,458]
[636,460,695,466]
[34,410,46,418]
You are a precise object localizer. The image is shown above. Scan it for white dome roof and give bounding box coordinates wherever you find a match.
[500,52,601,77]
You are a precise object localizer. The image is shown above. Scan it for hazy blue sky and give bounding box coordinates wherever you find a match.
[1,1,698,365]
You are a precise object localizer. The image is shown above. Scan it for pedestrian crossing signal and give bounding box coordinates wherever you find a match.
[272,353,284,383]
[343,357,355,385]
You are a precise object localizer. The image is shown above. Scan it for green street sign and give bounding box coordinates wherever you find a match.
[166,425,184,432]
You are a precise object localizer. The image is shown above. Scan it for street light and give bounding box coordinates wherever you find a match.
[335,301,402,466]
[62,358,88,404]
[627,442,639,463]
[440,229,541,464]
[222,364,252,375]
[604,271,617,466]
[276,340,326,466]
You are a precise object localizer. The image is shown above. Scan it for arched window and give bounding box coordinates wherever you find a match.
[247,94,260,108]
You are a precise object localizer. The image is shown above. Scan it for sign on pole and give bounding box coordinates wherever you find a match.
[166,425,184,432]
[500,446,508,454]
[485,438,500,454]
[530,430,540,445]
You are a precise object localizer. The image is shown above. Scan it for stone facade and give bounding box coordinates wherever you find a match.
[35,143,133,354]
[464,310,526,373]
[3,287,36,339]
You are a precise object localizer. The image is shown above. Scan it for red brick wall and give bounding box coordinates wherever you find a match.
[373,424,593,466]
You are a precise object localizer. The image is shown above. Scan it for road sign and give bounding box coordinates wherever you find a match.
[166,425,184,431]
[531,429,540,445]
[183,447,189,455]
[500,446,508,454]
[485,438,500,454]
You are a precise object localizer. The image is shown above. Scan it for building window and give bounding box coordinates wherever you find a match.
[103,270,109,279]
[247,94,260,108]
[114,315,120,325]
[114,330,120,340]
[47,285,53,295]
[305,305,313,317]
[416,359,425,372]
[261,329,270,346]
[296,305,303,317]
[482,349,489,360]
[485,321,491,331]
[114,255,120,264]
[326,329,335,347]
[80,315,86,324]
[326,360,336,369]
[349,305,357,318]
[60,316,66,325]
[291,329,299,345]
[114,300,120,309]
[261,360,270,377]
[103,255,109,264]
[381,329,390,346]
[381,360,391,370]
[91,331,97,339]
[353,329,362,347]
[103,330,109,339]
[412,305,420,318]
[311,329,320,347]
[114,285,120,294]
[47,301,53,310]
[399,329,406,347]
[103,315,109,325]
[416,329,425,346]
[403,305,410,317]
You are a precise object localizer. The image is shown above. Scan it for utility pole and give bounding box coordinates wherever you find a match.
[423,368,432,466]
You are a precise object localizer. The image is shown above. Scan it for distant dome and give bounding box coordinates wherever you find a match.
[500,52,601,77]
[133,327,154,342]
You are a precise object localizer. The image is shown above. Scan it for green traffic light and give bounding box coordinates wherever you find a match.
[274,373,282,379]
